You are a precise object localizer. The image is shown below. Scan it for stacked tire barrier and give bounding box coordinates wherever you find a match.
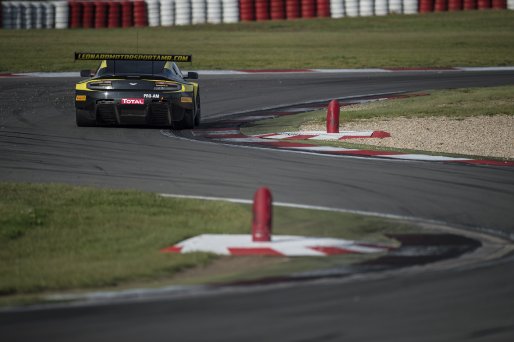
[0,0,512,29]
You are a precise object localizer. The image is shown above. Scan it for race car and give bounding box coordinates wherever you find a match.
[74,52,200,129]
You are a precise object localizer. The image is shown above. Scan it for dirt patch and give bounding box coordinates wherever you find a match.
[302,115,514,159]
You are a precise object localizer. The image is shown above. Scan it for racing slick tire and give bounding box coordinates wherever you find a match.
[180,109,195,129]
[76,109,96,127]
[194,93,201,127]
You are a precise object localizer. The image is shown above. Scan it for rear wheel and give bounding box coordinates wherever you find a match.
[180,109,195,129]
[194,93,201,127]
[76,109,96,127]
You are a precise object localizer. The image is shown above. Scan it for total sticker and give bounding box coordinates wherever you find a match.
[121,98,144,105]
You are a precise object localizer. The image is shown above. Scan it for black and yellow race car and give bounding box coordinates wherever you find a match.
[74,52,200,129]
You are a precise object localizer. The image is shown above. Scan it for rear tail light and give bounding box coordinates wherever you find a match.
[154,81,181,91]
[87,81,113,90]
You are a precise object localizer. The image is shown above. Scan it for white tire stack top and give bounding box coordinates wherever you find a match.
[2,1,12,29]
[374,0,388,15]
[388,0,402,13]
[146,0,161,27]
[53,1,68,29]
[345,0,359,17]
[31,2,43,29]
[207,0,222,24]
[402,0,417,14]
[330,0,345,19]
[160,0,175,26]
[359,0,374,16]
[222,0,239,24]
[192,0,207,24]
[175,0,192,25]
[43,2,55,29]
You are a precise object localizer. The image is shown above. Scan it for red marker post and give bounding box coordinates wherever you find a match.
[326,99,340,133]
[252,187,273,242]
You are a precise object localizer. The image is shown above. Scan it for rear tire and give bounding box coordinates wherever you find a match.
[180,109,195,129]
[194,94,201,127]
[76,109,96,127]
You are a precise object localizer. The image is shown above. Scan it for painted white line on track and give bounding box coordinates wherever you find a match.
[378,154,471,161]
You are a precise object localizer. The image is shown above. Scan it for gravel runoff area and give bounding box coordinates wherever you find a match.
[302,115,514,159]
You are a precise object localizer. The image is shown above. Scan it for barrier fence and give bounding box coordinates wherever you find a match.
[1,0,513,29]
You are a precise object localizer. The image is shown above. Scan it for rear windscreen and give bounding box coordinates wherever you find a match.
[98,61,169,76]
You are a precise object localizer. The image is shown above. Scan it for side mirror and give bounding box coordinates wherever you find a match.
[185,71,198,80]
[80,70,93,78]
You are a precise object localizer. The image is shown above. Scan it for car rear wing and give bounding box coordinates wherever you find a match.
[74,52,192,63]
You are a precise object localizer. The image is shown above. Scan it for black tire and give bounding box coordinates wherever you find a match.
[180,109,195,129]
[75,109,96,127]
[194,93,201,127]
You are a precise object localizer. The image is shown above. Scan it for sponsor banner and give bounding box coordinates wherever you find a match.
[121,98,144,105]
[74,52,192,62]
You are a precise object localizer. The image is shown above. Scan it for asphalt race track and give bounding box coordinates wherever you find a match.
[1,71,514,341]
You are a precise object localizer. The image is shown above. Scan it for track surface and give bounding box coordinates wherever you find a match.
[1,71,514,341]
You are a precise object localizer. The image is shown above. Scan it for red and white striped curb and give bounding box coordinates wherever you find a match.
[2,67,514,78]
[161,234,390,257]
[256,130,391,140]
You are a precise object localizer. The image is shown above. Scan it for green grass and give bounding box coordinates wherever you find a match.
[0,182,420,304]
[1,11,514,72]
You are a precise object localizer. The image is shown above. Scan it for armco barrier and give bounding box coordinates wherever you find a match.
[508,0,514,9]
[256,0,270,21]
[270,0,285,19]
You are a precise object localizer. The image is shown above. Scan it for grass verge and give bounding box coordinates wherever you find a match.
[0,182,421,306]
[1,11,514,72]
